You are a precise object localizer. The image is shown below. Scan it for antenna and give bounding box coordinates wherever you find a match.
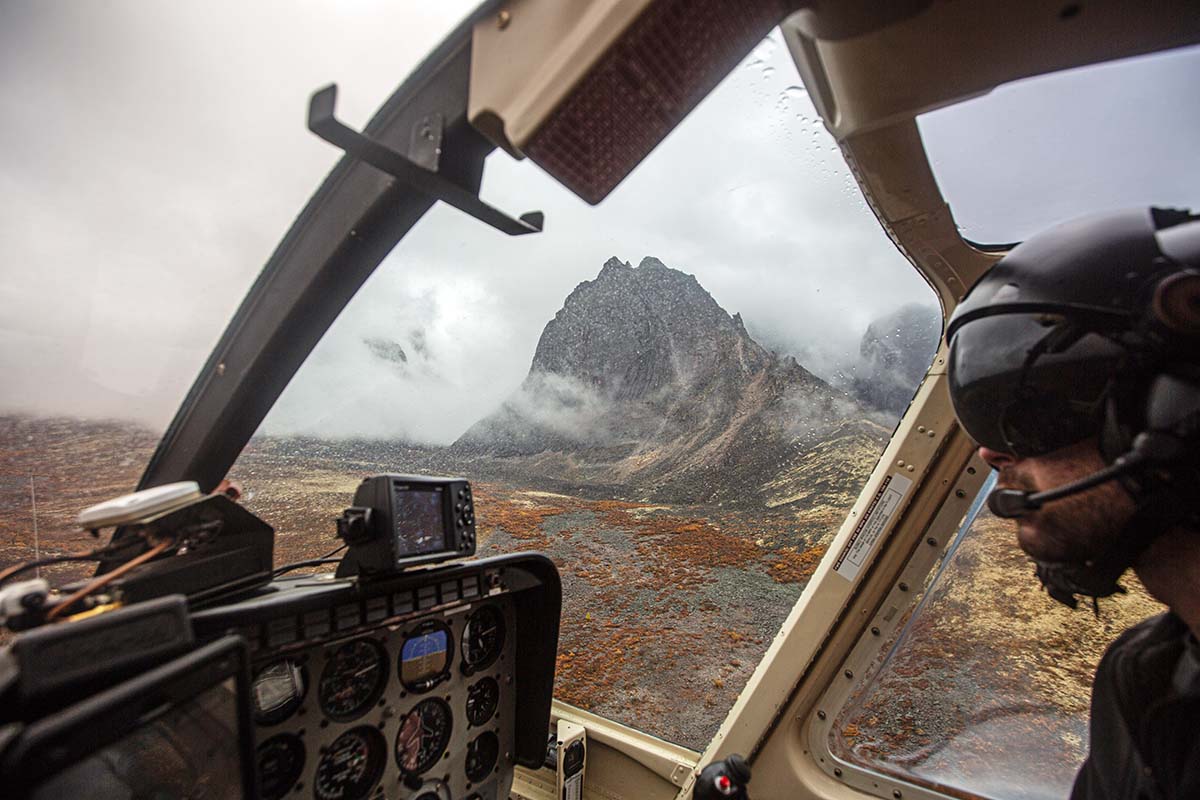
[29,471,39,578]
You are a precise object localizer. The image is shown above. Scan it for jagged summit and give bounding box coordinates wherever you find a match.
[530,254,789,400]
[452,256,876,505]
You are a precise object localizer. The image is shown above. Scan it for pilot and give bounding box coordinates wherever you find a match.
[943,207,1200,800]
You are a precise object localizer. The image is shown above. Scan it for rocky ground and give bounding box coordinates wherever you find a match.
[231,438,835,748]
[0,415,1164,774]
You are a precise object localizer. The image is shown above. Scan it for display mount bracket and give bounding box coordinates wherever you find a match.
[307,83,544,236]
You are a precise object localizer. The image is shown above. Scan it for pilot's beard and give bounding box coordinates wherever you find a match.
[1005,473,1133,565]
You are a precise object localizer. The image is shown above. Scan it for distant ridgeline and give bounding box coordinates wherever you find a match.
[453,257,890,508]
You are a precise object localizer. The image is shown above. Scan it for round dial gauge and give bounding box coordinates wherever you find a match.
[465,677,499,727]
[394,698,453,776]
[318,638,388,722]
[251,659,306,725]
[465,731,500,783]
[399,621,454,693]
[256,733,305,800]
[461,605,505,676]
[314,726,387,800]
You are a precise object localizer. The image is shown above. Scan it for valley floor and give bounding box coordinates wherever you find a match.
[0,417,1161,783]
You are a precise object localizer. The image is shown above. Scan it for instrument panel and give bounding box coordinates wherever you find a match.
[249,599,516,800]
[190,553,560,800]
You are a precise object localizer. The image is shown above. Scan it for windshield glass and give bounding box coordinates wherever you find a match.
[229,29,939,748]
[917,44,1200,245]
[0,2,474,583]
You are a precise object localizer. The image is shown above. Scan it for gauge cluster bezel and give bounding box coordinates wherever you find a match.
[249,598,516,800]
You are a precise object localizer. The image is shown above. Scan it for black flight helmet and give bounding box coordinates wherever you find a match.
[946,207,1200,460]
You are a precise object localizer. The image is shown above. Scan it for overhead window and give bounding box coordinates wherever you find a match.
[918,44,1200,246]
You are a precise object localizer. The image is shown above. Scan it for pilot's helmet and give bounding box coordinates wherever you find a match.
[945,207,1200,461]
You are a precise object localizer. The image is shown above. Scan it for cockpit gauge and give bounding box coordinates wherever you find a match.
[251,658,307,725]
[464,730,500,783]
[460,604,505,676]
[409,778,452,800]
[314,726,387,800]
[465,676,500,727]
[318,637,388,722]
[394,697,453,776]
[256,733,306,800]
[399,620,454,693]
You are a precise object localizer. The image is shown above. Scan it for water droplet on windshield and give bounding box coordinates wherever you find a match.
[783,85,807,98]
[747,39,777,65]
[762,67,775,81]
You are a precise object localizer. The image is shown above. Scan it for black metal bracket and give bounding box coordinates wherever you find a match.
[308,84,543,236]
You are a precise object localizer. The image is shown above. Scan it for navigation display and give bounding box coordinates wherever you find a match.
[393,487,446,558]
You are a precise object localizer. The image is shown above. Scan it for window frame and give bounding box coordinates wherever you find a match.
[807,467,995,800]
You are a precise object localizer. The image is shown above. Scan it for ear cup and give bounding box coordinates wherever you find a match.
[1152,271,1200,335]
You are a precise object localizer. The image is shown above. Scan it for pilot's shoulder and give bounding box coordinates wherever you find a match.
[1095,611,1186,691]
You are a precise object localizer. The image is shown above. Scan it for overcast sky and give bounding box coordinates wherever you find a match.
[0,1,485,427]
[17,9,1192,446]
[0,5,939,445]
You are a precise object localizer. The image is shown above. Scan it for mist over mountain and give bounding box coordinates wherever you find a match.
[454,256,886,506]
[848,303,941,419]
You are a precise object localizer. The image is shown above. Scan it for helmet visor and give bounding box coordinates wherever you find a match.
[948,314,1124,457]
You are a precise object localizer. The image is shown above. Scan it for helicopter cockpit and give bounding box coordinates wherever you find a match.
[1,2,1198,800]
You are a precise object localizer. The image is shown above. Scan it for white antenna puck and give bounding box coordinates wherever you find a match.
[77,481,203,529]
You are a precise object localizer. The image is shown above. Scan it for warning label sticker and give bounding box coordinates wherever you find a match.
[833,473,913,581]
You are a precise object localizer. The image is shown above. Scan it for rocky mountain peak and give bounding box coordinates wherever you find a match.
[530,255,775,399]
[637,255,670,270]
[453,256,861,506]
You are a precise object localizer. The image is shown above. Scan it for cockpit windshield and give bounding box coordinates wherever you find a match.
[226,29,938,748]
[2,6,943,750]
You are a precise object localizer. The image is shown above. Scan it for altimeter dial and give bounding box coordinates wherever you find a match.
[318,638,387,722]
[314,726,386,800]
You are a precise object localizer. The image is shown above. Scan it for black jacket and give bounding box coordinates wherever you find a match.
[1071,612,1200,800]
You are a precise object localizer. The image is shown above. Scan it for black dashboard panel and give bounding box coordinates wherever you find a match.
[191,553,560,800]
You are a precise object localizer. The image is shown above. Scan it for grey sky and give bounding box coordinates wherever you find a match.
[0,5,938,445]
[918,44,1200,244]
[0,1,481,424]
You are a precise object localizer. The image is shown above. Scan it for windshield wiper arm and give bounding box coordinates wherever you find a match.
[308,83,543,236]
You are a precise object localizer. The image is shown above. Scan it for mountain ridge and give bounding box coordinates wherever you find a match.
[454,256,884,506]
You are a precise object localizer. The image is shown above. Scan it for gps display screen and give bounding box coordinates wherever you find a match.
[392,487,446,559]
